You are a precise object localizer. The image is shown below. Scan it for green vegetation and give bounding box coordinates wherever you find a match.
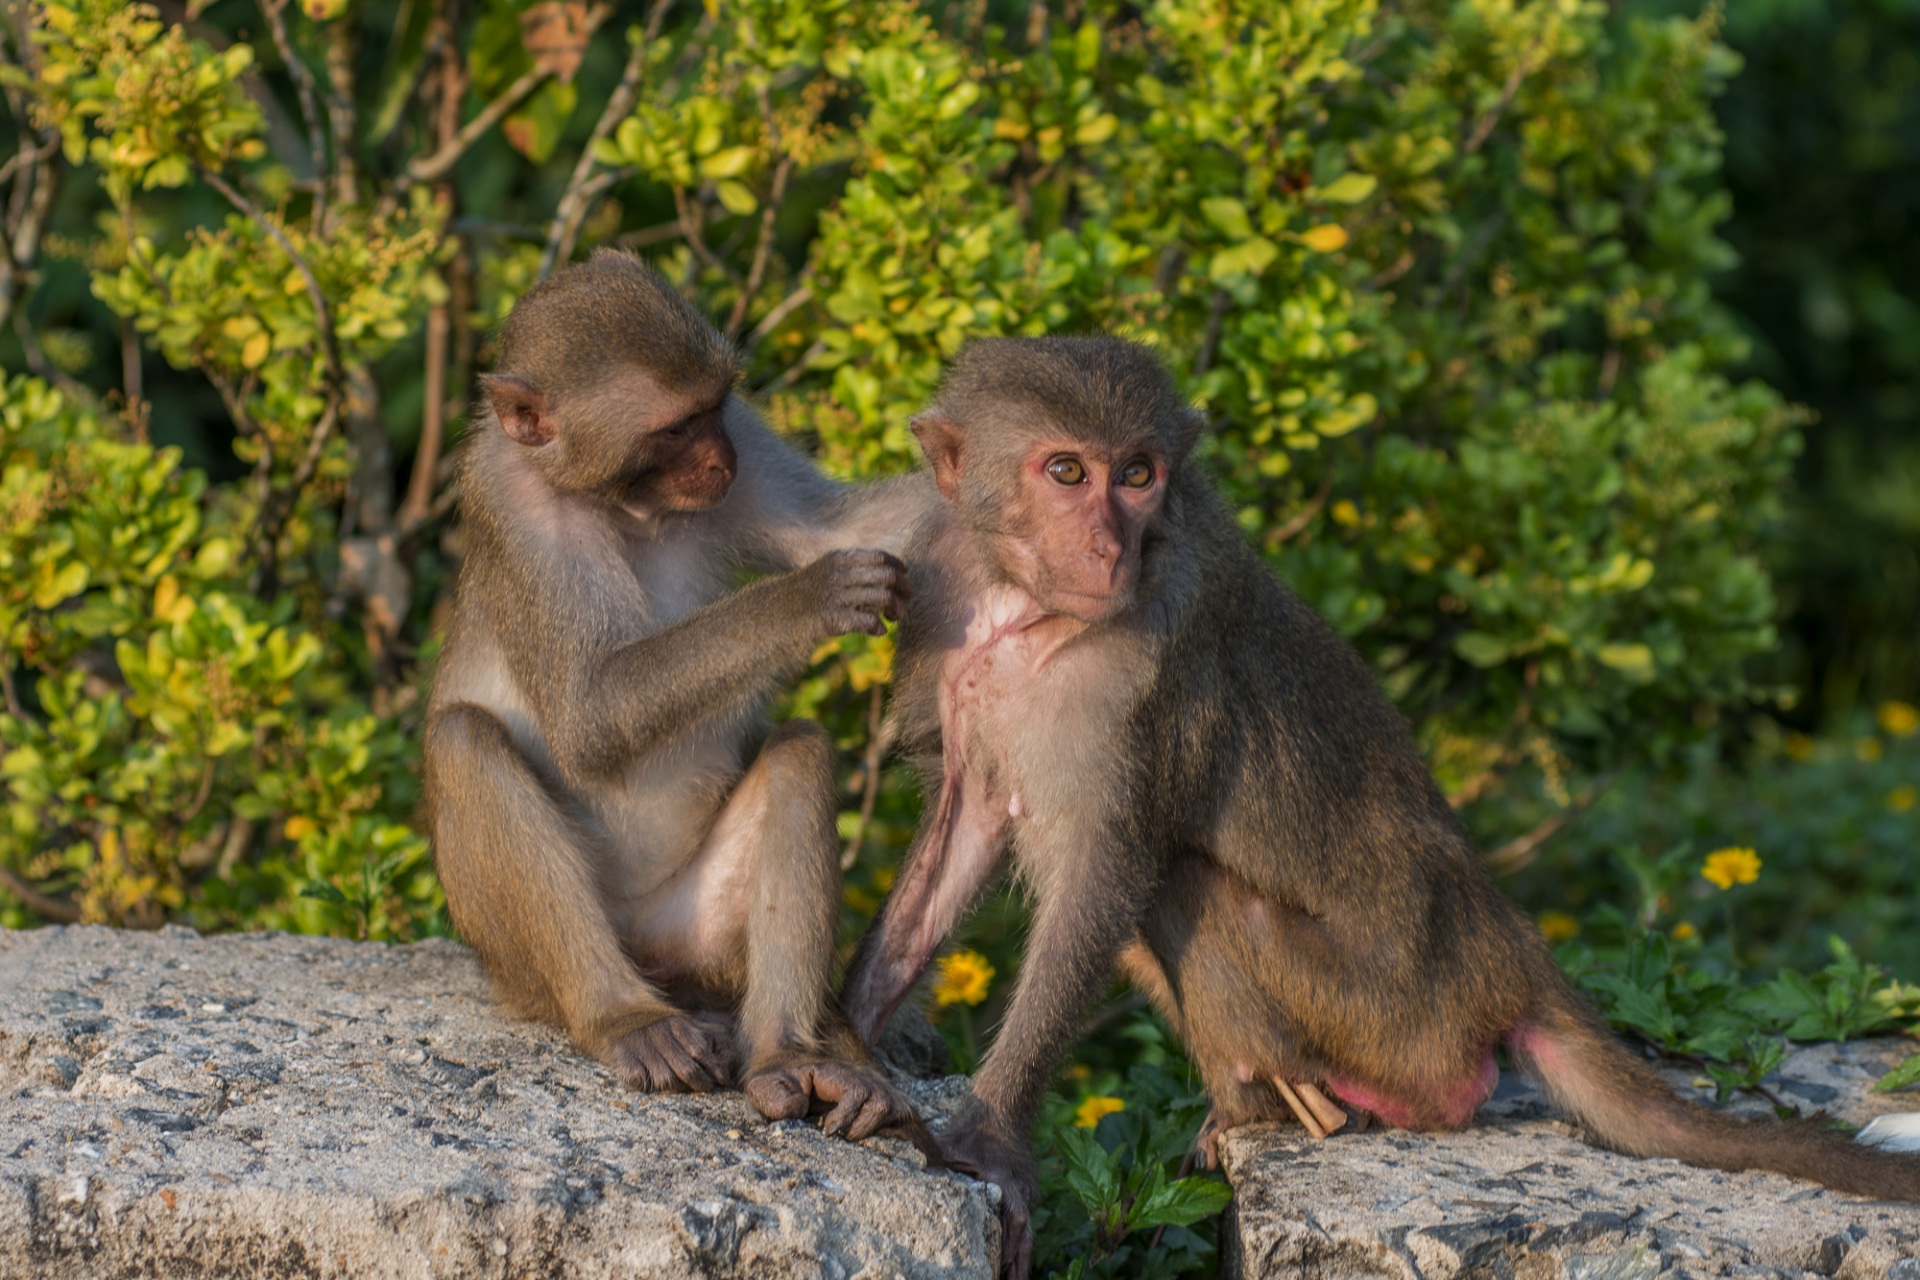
[0,1,1914,1276]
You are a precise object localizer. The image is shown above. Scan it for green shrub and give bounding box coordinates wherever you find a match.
[0,3,1896,1273]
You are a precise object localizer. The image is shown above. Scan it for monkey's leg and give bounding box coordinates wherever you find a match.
[425,704,731,1089]
[629,720,917,1140]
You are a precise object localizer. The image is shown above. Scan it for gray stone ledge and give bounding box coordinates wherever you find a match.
[1221,1041,1920,1280]
[0,925,998,1280]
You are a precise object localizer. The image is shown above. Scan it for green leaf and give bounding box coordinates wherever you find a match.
[699,145,755,180]
[1877,1054,1920,1093]
[1313,172,1377,204]
[1200,197,1253,241]
[300,881,348,905]
[1453,632,1508,667]
[1596,643,1655,682]
[1207,237,1278,280]
[1132,1176,1233,1230]
[714,180,758,216]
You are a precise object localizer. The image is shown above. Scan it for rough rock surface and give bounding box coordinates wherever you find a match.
[0,925,997,1280]
[1221,1039,1920,1279]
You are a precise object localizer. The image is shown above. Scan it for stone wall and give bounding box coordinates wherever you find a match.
[5,925,1918,1280]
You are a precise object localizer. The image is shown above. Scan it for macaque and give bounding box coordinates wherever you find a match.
[424,250,935,1141]
[842,336,1920,1277]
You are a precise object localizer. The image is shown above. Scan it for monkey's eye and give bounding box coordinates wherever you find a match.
[1119,459,1155,488]
[1045,457,1087,486]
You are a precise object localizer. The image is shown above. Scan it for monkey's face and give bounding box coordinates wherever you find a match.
[988,439,1168,623]
[624,401,738,515]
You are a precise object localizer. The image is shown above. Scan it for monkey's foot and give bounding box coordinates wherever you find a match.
[743,1057,918,1143]
[611,1012,736,1093]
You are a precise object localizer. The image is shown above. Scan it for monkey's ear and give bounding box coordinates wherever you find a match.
[909,411,966,501]
[482,373,556,447]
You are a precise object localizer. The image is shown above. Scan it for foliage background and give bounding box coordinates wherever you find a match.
[1,0,1915,1274]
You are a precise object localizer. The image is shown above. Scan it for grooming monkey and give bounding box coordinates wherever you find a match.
[425,250,935,1139]
[841,336,1920,1276]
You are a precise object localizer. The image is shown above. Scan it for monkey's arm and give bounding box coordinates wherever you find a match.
[722,411,941,568]
[536,547,906,781]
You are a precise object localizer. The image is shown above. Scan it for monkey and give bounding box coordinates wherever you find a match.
[423,249,940,1142]
[839,335,1920,1278]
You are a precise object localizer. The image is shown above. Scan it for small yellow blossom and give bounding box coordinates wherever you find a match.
[1890,786,1917,815]
[932,949,995,1007]
[1879,701,1920,737]
[1671,921,1698,942]
[284,815,317,841]
[1538,911,1580,943]
[1783,732,1815,762]
[1074,1095,1125,1128]
[1857,737,1884,763]
[1701,847,1761,891]
[1330,499,1361,528]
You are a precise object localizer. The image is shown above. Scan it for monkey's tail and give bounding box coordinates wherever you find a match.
[1508,982,1920,1202]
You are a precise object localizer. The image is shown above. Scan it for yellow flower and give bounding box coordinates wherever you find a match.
[932,949,995,1007]
[1074,1095,1125,1129]
[1857,737,1884,763]
[1671,921,1698,942]
[1701,847,1761,891]
[1890,786,1918,815]
[1879,701,1920,737]
[1330,499,1361,528]
[1783,732,1815,762]
[283,815,317,841]
[1537,911,1580,943]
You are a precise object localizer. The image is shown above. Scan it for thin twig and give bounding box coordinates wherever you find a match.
[538,0,671,278]
[0,660,24,720]
[1192,287,1231,376]
[613,218,691,249]
[1263,476,1336,550]
[673,186,739,285]
[401,67,549,191]
[257,0,329,229]
[753,337,825,396]
[0,133,56,190]
[725,76,794,335]
[323,19,359,207]
[1483,778,1606,875]
[1462,32,1547,157]
[742,279,812,357]
[841,684,889,871]
[0,864,81,923]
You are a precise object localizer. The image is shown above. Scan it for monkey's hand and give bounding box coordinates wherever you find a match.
[611,1012,736,1093]
[792,548,911,638]
[743,1056,919,1142]
[939,1107,1037,1280]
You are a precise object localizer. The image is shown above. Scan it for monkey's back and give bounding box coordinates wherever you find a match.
[1127,487,1553,1104]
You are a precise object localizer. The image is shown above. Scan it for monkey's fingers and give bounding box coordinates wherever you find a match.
[667,1017,735,1088]
[741,1066,813,1121]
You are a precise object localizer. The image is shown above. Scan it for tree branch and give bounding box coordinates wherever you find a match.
[196,165,343,385]
[0,864,81,923]
[537,0,672,278]
[257,0,329,229]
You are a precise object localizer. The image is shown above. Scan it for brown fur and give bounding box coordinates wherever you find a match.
[845,336,1920,1277]
[425,251,938,1141]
